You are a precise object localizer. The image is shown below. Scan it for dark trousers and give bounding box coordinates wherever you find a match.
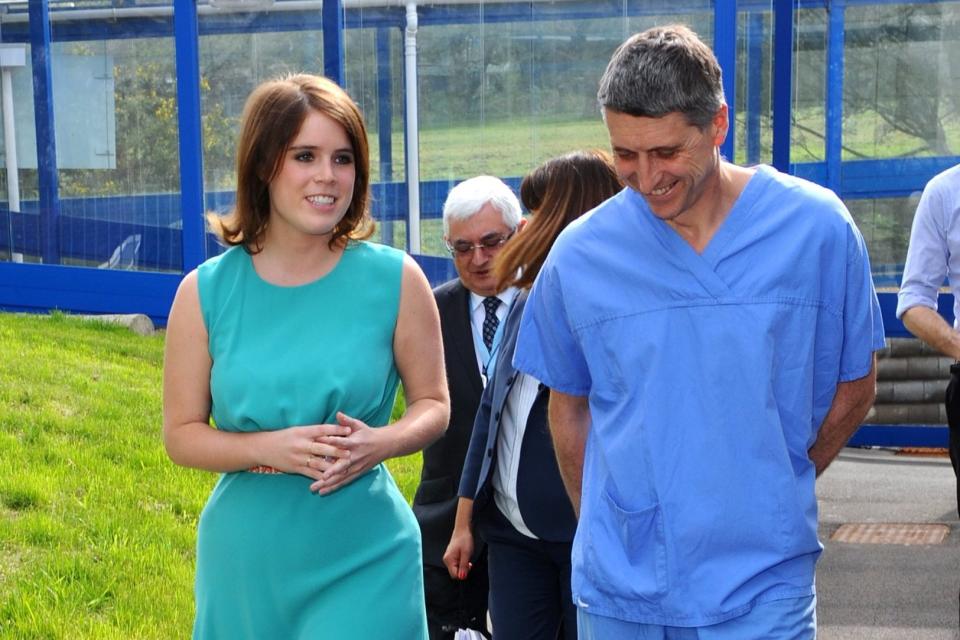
[424,550,490,640]
[945,364,960,627]
[480,505,577,640]
[944,364,960,517]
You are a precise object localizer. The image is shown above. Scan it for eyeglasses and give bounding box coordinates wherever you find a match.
[445,230,515,257]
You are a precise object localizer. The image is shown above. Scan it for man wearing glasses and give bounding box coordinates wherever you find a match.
[413,175,524,640]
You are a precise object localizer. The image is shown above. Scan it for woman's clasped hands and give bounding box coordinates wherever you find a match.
[262,411,381,495]
[308,411,386,496]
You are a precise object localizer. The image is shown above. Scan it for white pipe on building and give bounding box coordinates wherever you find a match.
[1,67,18,262]
[404,1,421,254]
[0,43,23,263]
[2,69,19,214]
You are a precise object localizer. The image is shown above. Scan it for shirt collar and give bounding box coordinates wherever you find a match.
[469,286,518,313]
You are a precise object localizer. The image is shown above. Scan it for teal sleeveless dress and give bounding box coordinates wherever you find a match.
[193,242,428,639]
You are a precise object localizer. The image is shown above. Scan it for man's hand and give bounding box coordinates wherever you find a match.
[548,391,591,517]
[809,357,877,476]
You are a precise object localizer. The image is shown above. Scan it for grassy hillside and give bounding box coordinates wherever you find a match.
[0,312,422,638]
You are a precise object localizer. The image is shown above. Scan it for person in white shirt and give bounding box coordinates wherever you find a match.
[898,163,960,517]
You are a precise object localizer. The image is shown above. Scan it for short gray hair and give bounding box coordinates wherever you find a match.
[597,24,725,129]
[442,175,522,237]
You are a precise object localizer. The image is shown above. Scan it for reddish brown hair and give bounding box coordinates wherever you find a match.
[495,150,622,291]
[207,73,374,251]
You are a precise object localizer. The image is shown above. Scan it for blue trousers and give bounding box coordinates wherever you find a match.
[577,595,816,640]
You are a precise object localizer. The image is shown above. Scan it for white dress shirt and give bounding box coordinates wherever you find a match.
[492,371,541,539]
[469,287,518,377]
[898,164,960,324]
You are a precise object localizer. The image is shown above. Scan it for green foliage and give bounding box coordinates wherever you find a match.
[0,312,424,638]
[53,39,237,199]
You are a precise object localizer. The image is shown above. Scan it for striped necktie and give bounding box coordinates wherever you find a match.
[482,296,501,351]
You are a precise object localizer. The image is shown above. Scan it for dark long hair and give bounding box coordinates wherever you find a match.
[494,150,622,291]
[207,73,374,251]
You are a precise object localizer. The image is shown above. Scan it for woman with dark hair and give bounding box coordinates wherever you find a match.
[443,150,622,640]
[163,74,448,639]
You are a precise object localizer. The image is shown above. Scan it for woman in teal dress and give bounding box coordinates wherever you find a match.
[162,74,449,639]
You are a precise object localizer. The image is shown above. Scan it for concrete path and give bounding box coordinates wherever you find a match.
[817,448,959,639]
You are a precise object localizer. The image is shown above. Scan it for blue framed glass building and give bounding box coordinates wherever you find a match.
[2,0,957,326]
[0,0,960,320]
[2,2,959,446]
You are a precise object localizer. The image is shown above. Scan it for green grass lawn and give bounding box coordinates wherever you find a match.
[0,312,422,638]
[368,116,613,183]
[368,108,960,184]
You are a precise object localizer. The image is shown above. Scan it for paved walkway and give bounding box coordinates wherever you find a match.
[817,448,959,639]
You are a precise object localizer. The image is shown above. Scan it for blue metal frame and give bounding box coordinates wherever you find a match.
[0,167,923,277]
[0,261,182,325]
[714,0,737,161]
[173,0,205,272]
[28,0,61,265]
[323,0,345,83]
[794,156,960,198]
[848,425,948,448]
[771,0,793,172]
[824,0,845,191]
[376,26,396,247]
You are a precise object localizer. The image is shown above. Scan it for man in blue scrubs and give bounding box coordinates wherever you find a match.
[513,25,885,638]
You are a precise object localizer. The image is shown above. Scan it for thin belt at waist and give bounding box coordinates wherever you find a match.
[247,465,284,474]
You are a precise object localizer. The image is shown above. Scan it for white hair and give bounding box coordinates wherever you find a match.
[442,175,522,236]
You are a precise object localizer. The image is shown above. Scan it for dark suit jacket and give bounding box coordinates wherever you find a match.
[459,291,577,542]
[413,278,486,568]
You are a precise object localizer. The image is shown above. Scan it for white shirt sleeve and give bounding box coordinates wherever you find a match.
[897,179,950,319]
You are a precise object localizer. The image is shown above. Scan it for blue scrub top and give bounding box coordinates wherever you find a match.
[513,165,885,626]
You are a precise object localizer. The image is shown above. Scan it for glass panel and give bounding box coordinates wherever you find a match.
[732,5,827,167]
[344,18,406,250]
[840,4,960,285]
[0,3,181,270]
[345,25,404,185]
[366,1,713,255]
[735,9,773,166]
[793,7,827,163]
[0,32,36,264]
[844,3,960,160]
[60,36,180,272]
[846,195,922,290]
[199,9,326,260]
